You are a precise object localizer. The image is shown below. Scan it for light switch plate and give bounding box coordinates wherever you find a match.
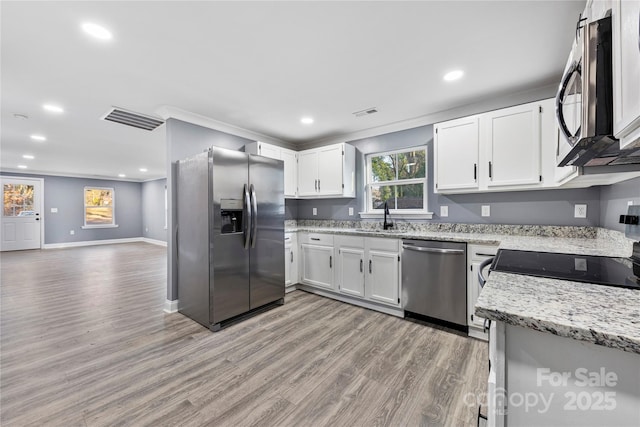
[50,207,58,213]
[574,204,587,218]
[481,205,490,217]
[440,206,449,217]
[312,207,317,216]
[348,207,354,216]
[70,230,75,235]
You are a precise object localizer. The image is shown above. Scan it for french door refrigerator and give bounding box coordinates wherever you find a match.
[176,147,285,331]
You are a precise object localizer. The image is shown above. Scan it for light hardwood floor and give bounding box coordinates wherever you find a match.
[1,243,487,426]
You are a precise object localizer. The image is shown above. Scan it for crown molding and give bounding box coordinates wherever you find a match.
[155,105,296,150]
[298,82,558,150]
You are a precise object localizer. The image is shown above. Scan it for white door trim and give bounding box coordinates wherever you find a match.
[1,176,45,250]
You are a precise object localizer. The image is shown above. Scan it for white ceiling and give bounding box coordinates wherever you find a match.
[1,1,585,181]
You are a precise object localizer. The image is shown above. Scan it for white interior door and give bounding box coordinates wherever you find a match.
[1,177,43,251]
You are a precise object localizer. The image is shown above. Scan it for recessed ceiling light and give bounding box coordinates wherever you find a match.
[443,70,464,82]
[139,168,147,172]
[43,104,64,113]
[22,154,35,160]
[81,22,113,40]
[30,134,46,141]
[300,117,314,125]
[118,173,126,178]
[17,165,27,169]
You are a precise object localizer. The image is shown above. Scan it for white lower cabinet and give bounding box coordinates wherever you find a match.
[335,236,400,307]
[284,232,298,290]
[300,233,335,290]
[467,244,498,340]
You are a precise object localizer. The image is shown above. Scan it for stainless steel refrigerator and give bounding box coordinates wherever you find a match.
[176,147,285,331]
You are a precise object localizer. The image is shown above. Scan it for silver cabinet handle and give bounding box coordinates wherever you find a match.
[473,163,477,181]
[369,259,372,273]
[402,245,465,254]
[310,237,320,241]
[243,184,251,249]
[314,179,318,191]
[488,161,492,179]
[250,184,257,248]
[476,253,496,257]
[290,251,293,263]
[360,259,363,272]
[318,179,320,191]
[329,255,332,269]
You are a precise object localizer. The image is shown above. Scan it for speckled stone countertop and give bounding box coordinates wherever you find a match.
[285,220,639,353]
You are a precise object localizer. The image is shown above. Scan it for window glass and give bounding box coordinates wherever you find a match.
[3,184,34,217]
[84,187,114,225]
[366,147,427,213]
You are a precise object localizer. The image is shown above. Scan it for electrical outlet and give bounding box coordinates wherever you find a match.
[145,227,149,232]
[574,204,587,218]
[440,206,449,217]
[348,207,354,216]
[70,230,75,235]
[50,207,58,213]
[312,207,317,216]
[481,205,490,217]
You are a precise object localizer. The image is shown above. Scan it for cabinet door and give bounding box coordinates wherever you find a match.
[285,243,292,286]
[613,0,640,145]
[366,250,399,306]
[281,150,297,198]
[485,103,541,187]
[301,244,334,289]
[469,260,487,329]
[258,143,280,160]
[434,117,480,191]
[317,145,343,195]
[297,150,318,196]
[337,248,365,297]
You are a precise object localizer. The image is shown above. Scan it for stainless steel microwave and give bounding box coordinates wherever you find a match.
[556,14,640,167]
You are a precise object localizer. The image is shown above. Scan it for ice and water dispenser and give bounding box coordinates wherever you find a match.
[220,199,243,234]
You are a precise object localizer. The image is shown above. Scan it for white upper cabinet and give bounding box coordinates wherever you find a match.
[297,143,356,198]
[245,141,298,198]
[435,100,545,194]
[484,102,541,188]
[612,0,640,149]
[434,116,480,192]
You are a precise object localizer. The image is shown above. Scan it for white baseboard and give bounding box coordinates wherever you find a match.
[141,237,167,247]
[285,285,297,293]
[43,237,144,249]
[468,326,488,341]
[164,299,179,313]
[297,284,404,318]
[42,237,168,249]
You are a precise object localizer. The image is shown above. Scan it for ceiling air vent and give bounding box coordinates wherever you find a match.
[101,107,164,131]
[352,107,378,117]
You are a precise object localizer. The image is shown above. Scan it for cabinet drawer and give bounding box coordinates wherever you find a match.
[300,233,334,246]
[469,244,498,260]
[366,237,399,253]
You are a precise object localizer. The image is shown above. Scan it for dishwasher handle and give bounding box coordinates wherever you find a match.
[402,245,465,255]
[478,257,494,288]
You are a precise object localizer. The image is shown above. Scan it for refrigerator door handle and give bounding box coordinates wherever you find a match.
[243,184,251,249]
[250,184,258,248]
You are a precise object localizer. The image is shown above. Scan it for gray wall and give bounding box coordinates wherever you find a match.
[1,172,143,244]
[142,178,167,242]
[296,126,601,226]
[166,118,256,301]
[599,177,640,232]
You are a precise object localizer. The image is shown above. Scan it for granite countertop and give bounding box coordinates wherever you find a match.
[286,222,639,354]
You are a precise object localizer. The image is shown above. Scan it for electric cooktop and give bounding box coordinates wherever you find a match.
[491,249,640,290]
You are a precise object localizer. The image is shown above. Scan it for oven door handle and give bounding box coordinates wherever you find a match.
[478,257,494,288]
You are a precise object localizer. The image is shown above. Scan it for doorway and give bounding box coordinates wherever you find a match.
[1,176,44,251]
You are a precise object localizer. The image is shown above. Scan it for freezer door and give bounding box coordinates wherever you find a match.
[249,155,285,309]
[210,147,251,324]
[176,152,210,327]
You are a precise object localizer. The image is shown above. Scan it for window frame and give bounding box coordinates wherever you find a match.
[82,186,118,229]
[362,145,432,219]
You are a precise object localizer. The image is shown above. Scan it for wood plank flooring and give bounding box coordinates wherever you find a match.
[1,243,487,426]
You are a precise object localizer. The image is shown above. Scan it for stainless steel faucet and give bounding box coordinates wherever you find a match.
[383,201,394,230]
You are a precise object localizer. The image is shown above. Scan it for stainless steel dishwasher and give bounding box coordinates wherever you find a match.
[401,240,467,327]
